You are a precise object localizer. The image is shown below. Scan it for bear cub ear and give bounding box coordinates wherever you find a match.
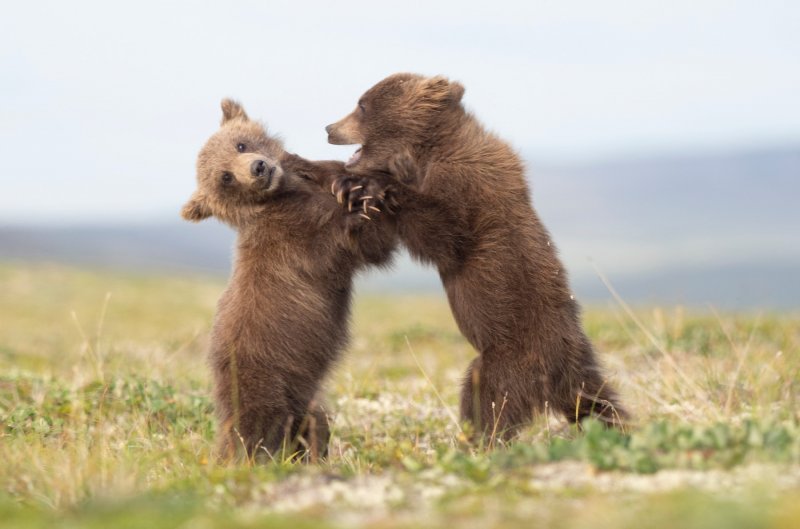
[423,76,465,106]
[220,99,249,124]
[181,193,213,222]
[448,81,465,103]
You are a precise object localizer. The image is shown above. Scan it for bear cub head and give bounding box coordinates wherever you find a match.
[182,99,296,225]
[325,73,465,171]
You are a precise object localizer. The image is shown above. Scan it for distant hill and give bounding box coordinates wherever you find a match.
[0,221,235,276]
[532,146,800,267]
[1,146,798,309]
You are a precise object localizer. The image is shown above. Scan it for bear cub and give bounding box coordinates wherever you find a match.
[327,74,628,440]
[183,99,396,460]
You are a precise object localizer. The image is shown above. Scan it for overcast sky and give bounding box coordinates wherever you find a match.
[1,0,798,223]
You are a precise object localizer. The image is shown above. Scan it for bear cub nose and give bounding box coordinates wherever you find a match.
[251,159,275,178]
[325,124,334,134]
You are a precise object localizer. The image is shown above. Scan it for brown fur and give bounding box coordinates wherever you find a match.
[183,100,396,460]
[328,74,628,439]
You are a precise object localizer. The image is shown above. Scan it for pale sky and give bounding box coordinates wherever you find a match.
[1,0,798,223]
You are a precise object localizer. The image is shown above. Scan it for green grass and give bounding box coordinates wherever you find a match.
[1,262,799,528]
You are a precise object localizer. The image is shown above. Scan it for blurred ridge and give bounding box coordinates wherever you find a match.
[2,146,798,309]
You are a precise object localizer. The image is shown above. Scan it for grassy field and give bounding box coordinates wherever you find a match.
[1,262,799,528]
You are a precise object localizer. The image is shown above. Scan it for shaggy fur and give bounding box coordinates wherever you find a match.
[327,74,628,439]
[183,100,396,460]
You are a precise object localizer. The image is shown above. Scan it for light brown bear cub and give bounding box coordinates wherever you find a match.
[183,99,396,460]
[327,73,628,440]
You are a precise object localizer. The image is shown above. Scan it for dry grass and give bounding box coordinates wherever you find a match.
[1,262,799,528]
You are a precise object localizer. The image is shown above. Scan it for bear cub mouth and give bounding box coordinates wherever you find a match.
[346,146,363,167]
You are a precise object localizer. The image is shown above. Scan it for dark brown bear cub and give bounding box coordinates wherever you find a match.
[327,74,627,440]
[183,99,396,460]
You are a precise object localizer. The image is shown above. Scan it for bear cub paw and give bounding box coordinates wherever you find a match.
[331,175,396,222]
[387,151,420,186]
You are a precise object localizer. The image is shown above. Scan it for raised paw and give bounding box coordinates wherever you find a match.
[331,175,395,222]
[387,151,419,186]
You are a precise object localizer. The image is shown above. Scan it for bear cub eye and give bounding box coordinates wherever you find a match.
[236,143,247,153]
[221,172,234,184]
